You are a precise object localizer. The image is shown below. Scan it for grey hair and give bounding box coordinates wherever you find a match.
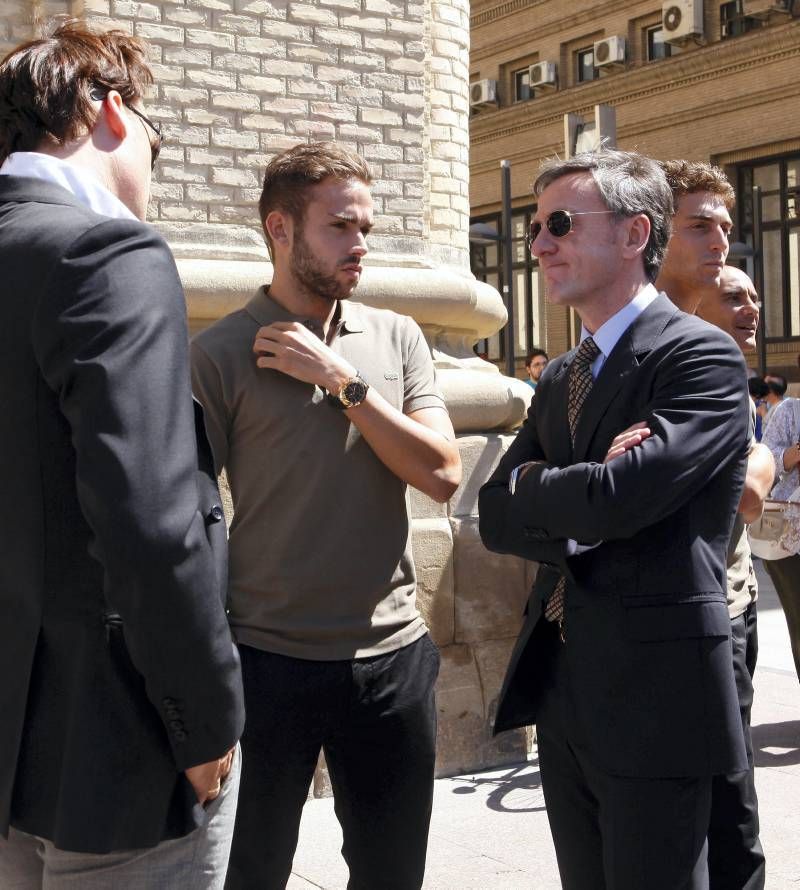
[533,149,674,283]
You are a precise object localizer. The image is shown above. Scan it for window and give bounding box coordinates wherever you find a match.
[576,47,597,83]
[736,154,800,339]
[514,67,533,102]
[469,207,546,366]
[646,25,672,60]
[720,0,760,38]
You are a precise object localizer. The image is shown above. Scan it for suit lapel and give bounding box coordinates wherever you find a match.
[572,339,637,461]
[540,350,574,467]
[572,293,678,462]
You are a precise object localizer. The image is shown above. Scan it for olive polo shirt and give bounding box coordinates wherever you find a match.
[190,286,446,660]
[726,401,759,619]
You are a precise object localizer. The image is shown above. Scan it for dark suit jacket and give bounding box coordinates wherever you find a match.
[479,293,750,779]
[0,176,244,853]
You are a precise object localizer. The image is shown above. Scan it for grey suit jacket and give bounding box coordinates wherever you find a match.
[0,175,244,853]
[479,293,750,779]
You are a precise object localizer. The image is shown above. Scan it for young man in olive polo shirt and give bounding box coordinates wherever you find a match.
[191,142,462,890]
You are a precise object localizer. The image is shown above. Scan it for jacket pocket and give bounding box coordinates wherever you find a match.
[623,597,730,642]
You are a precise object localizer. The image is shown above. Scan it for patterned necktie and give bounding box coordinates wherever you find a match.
[544,336,601,629]
[567,336,601,445]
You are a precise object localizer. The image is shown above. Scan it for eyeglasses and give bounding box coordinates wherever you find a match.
[525,209,616,251]
[89,87,163,170]
[125,105,163,170]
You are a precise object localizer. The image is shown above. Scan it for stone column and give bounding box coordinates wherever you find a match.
[2,0,535,780]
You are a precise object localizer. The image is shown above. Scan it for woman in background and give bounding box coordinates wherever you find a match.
[762,396,800,681]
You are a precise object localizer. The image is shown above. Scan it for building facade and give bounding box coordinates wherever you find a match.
[469,0,800,378]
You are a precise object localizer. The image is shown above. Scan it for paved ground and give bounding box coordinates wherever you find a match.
[288,561,800,889]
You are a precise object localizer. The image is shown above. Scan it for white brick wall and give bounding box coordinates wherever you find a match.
[1,0,470,267]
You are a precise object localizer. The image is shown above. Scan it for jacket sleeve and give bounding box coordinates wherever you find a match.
[32,218,244,771]
[190,336,231,476]
[494,327,749,547]
[479,392,571,569]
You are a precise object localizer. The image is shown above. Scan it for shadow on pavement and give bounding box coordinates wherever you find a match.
[752,720,800,767]
[450,761,547,814]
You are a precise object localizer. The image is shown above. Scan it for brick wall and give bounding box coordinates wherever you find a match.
[0,0,471,267]
[0,0,70,57]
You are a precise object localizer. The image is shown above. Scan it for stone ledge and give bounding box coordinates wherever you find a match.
[178,256,506,338]
[177,256,530,431]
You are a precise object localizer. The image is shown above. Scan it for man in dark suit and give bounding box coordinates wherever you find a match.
[479,150,751,890]
[0,21,244,888]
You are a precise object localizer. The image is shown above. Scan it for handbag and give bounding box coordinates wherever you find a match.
[749,500,794,560]
[749,400,800,560]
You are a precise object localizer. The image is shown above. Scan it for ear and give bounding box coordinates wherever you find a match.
[621,212,651,262]
[265,210,292,250]
[101,90,129,142]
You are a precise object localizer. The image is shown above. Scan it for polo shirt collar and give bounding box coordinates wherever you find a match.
[244,286,365,335]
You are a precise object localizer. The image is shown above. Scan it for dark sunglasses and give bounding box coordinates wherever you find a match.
[126,105,162,169]
[526,209,616,250]
[89,87,163,170]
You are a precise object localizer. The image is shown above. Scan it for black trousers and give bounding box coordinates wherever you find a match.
[536,621,712,890]
[225,634,440,890]
[708,601,765,890]
[764,553,800,682]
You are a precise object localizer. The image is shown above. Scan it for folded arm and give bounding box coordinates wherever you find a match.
[481,331,749,553]
[479,402,571,568]
[252,319,461,502]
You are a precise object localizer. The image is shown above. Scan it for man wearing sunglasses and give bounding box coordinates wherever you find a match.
[479,149,750,890]
[0,20,243,888]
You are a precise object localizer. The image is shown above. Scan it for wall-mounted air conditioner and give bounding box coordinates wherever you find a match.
[470,79,498,109]
[594,36,626,67]
[662,0,704,42]
[528,61,557,88]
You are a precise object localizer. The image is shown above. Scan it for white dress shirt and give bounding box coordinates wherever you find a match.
[510,282,661,553]
[581,282,660,379]
[0,151,136,221]
[510,281,661,497]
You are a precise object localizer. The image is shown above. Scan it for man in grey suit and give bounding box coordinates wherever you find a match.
[0,20,243,888]
[479,150,750,890]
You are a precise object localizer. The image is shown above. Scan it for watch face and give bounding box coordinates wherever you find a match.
[343,379,368,406]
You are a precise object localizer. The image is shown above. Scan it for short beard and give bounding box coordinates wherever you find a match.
[291,230,357,303]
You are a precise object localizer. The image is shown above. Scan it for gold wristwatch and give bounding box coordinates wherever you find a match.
[332,372,369,409]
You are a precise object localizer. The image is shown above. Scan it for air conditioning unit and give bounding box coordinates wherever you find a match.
[662,0,704,42]
[470,79,498,109]
[594,36,626,67]
[528,61,557,88]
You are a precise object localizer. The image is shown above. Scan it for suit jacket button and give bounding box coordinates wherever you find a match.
[163,697,176,707]
[208,505,224,523]
[174,729,187,742]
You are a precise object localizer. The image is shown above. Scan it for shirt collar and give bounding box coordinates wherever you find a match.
[0,152,137,221]
[244,286,365,335]
[580,282,659,361]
